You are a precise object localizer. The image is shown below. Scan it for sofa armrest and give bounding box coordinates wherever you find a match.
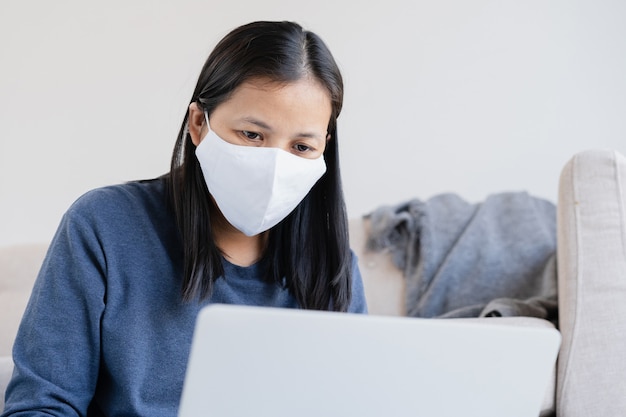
[0,244,47,357]
[0,356,13,411]
[556,149,626,416]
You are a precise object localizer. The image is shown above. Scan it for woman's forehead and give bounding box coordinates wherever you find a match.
[215,78,332,131]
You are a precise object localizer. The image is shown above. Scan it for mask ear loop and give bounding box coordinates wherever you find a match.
[203,110,211,133]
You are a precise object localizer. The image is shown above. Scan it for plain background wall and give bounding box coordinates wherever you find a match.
[1,0,625,246]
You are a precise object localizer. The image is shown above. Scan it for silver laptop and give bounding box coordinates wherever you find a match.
[178,304,560,417]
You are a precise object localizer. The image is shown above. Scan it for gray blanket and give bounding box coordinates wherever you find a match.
[365,192,558,325]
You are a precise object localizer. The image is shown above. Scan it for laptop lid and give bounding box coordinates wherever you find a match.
[179,304,560,417]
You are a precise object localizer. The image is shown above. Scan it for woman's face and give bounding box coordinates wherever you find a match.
[191,77,332,159]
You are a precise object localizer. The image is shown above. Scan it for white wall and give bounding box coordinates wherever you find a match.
[1,0,625,246]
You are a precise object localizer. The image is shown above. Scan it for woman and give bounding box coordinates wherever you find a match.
[2,21,367,416]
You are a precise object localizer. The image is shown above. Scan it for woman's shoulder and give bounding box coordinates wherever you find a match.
[67,177,167,217]
[60,177,172,239]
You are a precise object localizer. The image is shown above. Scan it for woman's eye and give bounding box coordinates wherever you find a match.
[295,143,311,153]
[242,131,261,140]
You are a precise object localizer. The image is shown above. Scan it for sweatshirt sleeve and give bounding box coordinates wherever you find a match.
[2,199,106,416]
[348,252,368,314]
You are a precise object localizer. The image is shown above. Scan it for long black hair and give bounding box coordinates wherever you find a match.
[166,21,351,311]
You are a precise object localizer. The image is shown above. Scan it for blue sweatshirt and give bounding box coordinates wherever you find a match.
[2,179,367,417]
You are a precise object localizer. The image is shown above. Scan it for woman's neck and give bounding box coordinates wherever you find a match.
[210,211,267,267]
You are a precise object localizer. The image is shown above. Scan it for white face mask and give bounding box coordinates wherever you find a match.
[195,116,327,236]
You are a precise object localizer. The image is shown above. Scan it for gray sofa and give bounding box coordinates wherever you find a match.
[2,149,625,416]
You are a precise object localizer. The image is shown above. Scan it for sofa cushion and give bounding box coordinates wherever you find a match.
[349,217,557,414]
[350,217,405,316]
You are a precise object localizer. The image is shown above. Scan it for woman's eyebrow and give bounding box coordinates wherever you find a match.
[240,117,272,131]
[298,132,325,140]
[239,117,325,140]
